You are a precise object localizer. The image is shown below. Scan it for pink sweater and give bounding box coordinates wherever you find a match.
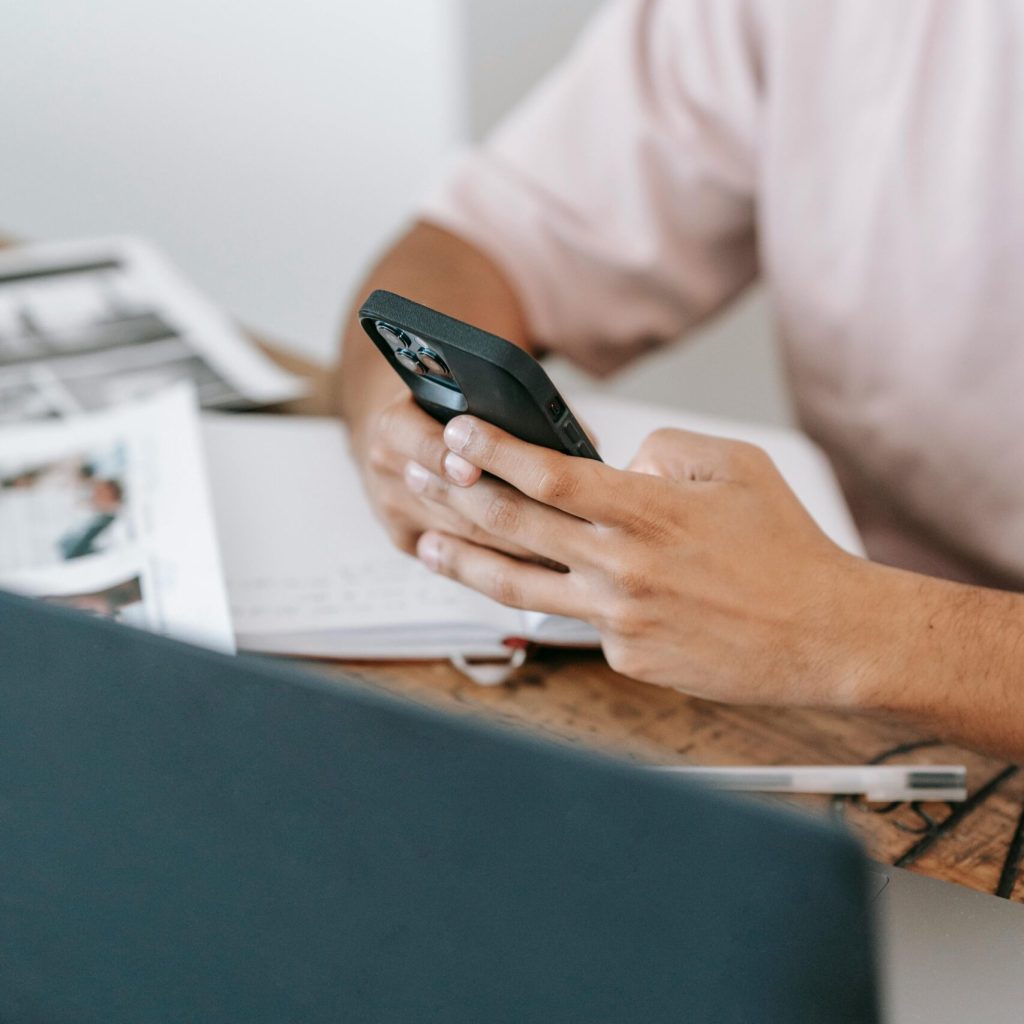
[422,0,1024,590]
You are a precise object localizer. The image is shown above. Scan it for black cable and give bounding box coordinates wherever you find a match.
[995,801,1024,900]
[895,764,1018,869]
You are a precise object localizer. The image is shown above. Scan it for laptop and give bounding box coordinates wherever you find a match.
[871,862,1024,1021]
[0,592,1017,1022]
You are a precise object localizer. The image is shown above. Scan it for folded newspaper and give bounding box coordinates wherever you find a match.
[0,236,305,422]
[0,384,234,651]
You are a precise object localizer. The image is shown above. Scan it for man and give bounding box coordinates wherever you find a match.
[336,1,1024,759]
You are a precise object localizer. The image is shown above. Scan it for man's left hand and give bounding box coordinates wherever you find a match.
[403,414,877,707]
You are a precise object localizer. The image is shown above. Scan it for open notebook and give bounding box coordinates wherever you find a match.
[202,394,863,661]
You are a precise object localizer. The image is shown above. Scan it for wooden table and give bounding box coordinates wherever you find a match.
[2,231,1019,900]
[267,342,1024,903]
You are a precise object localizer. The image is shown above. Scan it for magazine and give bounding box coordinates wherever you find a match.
[0,384,234,650]
[0,236,305,422]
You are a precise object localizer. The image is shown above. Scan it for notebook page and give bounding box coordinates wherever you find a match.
[201,414,521,648]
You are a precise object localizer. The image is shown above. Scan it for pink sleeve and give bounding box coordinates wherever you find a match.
[420,0,763,374]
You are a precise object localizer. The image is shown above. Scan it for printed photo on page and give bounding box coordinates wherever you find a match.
[0,383,234,650]
[0,236,306,422]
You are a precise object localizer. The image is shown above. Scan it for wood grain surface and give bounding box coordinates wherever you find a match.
[4,235,1020,900]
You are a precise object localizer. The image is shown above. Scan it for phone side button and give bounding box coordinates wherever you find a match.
[563,420,582,445]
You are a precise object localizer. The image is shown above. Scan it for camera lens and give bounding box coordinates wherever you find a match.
[394,348,426,375]
[415,345,452,380]
[375,321,407,354]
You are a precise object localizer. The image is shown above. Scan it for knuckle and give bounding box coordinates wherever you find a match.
[618,495,667,541]
[726,440,768,474]
[650,427,678,441]
[609,566,655,602]
[440,508,475,539]
[635,428,682,465]
[603,639,643,679]
[483,491,521,535]
[488,567,522,607]
[596,571,654,638]
[418,471,448,503]
[377,487,404,518]
[533,462,580,505]
[415,429,445,474]
[375,402,398,441]
[387,526,417,556]
[367,437,392,471]
[646,427,682,449]
[608,600,647,640]
[601,550,655,601]
[467,426,500,466]
[463,520,494,547]
[379,498,401,521]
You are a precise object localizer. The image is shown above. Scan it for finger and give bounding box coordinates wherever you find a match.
[416,493,565,566]
[627,428,762,483]
[417,530,585,618]
[380,465,551,562]
[374,399,482,484]
[380,518,418,556]
[404,461,589,565]
[375,470,479,550]
[442,416,625,524]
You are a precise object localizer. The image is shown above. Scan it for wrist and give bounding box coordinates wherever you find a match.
[825,559,972,722]
[823,556,1024,759]
[813,556,928,714]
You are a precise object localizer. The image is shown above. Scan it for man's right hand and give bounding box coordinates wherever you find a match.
[351,391,547,563]
[336,220,545,563]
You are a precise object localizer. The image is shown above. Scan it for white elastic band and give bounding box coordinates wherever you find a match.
[448,646,528,686]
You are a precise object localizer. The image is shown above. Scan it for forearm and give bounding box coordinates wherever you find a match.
[845,561,1024,760]
[333,220,531,438]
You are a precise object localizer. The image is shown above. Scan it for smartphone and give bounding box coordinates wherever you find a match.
[358,290,601,460]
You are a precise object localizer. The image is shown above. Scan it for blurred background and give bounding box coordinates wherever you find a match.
[2,0,790,425]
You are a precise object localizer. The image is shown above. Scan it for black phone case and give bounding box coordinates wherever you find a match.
[359,290,601,461]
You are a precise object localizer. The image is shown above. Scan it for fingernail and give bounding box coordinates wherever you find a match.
[444,417,472,453]
[418,532,443,570]
[443,451,475,484]
[404,461,430,493]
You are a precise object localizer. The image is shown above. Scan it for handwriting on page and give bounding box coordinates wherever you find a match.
[227,554,490,634]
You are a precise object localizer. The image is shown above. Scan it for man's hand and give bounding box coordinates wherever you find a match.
[351,393,549,563]
[336,235,1024,758]
[334,220,544,561]
[407,415,1024,760]
[403,414,875,706]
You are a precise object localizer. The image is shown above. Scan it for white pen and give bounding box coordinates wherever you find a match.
[655,764,967,803]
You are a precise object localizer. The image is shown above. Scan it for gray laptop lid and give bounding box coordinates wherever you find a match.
[0,591,879,1023]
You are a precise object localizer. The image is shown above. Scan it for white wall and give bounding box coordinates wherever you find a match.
[1,0,465,362]
[460,0,605,141]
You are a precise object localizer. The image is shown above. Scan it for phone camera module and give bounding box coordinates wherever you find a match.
[415,346,452,380]
[394,348,427,375]
[375,321,408,355]
[375,321,460,390]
